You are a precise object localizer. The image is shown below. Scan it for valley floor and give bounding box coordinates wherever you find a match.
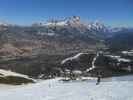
[0,76,133,100]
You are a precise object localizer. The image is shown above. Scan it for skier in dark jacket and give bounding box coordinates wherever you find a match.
[96,72,101,85]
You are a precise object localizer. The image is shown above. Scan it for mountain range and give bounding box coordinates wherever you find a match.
[0,16,133,79]
[0,16,132,56]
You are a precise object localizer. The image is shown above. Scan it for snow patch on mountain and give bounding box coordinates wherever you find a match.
[122,50,133,56]
[86,52,100,72]
[61,53,88,64]
[32,16,110,33]
[0,69,35,83]
[0,69,29,78]
[106,55,131,62]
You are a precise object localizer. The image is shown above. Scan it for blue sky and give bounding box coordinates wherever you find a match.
[0,0,132,27]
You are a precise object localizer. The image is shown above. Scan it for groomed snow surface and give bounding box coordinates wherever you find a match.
[0,76,133,100]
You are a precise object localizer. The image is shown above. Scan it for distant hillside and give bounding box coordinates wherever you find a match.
[106,32,133,51]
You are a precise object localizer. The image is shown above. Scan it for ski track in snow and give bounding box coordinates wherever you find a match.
[86,52,99,72]
[0,76,133,100]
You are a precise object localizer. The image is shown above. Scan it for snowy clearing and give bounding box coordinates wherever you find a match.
[0,76,133,100]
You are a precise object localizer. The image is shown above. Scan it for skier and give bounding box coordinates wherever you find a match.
[96,72,101,85]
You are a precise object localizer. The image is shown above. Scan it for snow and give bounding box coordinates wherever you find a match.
[0,69,28,77]
[0,76,133,100]
[47,33,55,36]
[38,32,55,36]
[61,53,88,64]
[86,52,99,72]
[122,50,133,56]
[42,21,67,26]
[117,58,131,62]
[56,21,67,26]
[0,22,10,26]
[0,69,34,81]
[106,55,131,62]
[73,70,82,74]
[33,16,109,32]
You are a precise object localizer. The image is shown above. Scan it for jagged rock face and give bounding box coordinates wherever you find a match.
[32,16,109,40]
[32,16,108,33]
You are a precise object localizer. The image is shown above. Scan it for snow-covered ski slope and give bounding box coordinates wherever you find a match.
[0,76,133,100]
